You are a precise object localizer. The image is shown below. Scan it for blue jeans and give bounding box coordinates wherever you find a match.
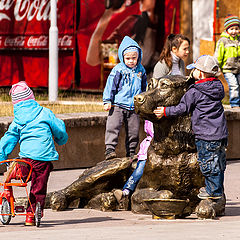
[224,73,240,107]
[195,138,227,197]
[123,160,146,192]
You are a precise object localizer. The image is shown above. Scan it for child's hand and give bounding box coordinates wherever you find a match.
[153,107,165,119]
[103,103,112,111]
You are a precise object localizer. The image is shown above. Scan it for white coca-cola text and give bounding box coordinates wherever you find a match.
[58,35,73,47]
[5,36,25,47]
[0,0,51,22]
[27,35,48,47]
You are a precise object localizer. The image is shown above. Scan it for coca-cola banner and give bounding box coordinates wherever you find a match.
[0,0,74,49]
[0,0,75,88]
[0,0,180,90]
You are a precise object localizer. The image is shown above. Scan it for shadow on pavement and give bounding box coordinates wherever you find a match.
[225,205,240,216]
[226,201,240,206]
[40,216,124,227]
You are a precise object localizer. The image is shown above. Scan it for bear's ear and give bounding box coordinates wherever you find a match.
[186,69,195,85]
[147,78,159,91]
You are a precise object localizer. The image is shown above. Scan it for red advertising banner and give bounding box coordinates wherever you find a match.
[0,0,74,49]
[0,0,75,88]
[164,0,180,38]
[77,0,141,89]
[0,0,180,90]
[76,0,180,90]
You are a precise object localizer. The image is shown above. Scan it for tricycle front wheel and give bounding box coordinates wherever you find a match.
[0,197,11,225]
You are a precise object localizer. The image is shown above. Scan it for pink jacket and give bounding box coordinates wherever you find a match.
[137,120,154,161]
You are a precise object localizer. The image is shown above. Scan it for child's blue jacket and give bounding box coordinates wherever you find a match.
[103,36,147,110]
[0,100,68,161]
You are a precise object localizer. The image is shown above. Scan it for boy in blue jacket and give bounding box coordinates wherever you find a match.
[103,36,147,160]
[154,55,228,200]
[1,81,68,226]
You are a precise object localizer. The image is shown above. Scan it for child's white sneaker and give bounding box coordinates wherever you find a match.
[197,191,222,200]
[113,189,123,203]
[114,189,130,203]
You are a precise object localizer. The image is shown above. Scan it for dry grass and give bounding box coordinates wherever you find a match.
[0,104,13,116]
[45,103,104,114]
[0,89,103,102]
[0,103,104,117]
[0,89,104,117]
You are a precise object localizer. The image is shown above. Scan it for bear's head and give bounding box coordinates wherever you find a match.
[134,75,196,156]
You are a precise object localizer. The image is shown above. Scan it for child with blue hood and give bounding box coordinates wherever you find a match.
[0,81,68,226]
[103,36,147,160]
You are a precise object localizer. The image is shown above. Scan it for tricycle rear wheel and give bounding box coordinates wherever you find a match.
[35,202,41,227]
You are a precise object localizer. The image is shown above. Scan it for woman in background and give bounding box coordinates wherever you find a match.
[153,34,190,78]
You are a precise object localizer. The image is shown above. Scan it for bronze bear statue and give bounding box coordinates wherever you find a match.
[133,75,226,218]
[17,75,224,219]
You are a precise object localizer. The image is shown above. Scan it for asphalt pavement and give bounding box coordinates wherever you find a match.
[0,160,240,240]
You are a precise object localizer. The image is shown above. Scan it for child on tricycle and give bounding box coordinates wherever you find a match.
[0,81,68,226]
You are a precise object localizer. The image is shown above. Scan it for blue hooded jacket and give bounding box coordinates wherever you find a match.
[103,36,147,110]
[0,100,68,161]
[165,78,228,141]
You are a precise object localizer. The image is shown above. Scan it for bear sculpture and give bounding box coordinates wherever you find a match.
[18,75,225,219]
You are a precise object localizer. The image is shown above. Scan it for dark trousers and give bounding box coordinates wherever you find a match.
[105,106,140,156]
[20,158,53,213]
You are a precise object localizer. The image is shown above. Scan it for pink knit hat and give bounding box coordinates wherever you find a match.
[9,81,35,105]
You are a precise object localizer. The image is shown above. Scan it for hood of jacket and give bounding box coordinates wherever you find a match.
[220,31,239,41]
[13,99,43,126]
[118,36,143,67]
[194,78,225,101]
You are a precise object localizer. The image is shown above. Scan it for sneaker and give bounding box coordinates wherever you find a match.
[25,213,36,226]
[105,149,117,160]
[113,189,123,203]
[197,191,222,200]
[122,189,130,196]
[199,187,206,193]
[3,162,21,183]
